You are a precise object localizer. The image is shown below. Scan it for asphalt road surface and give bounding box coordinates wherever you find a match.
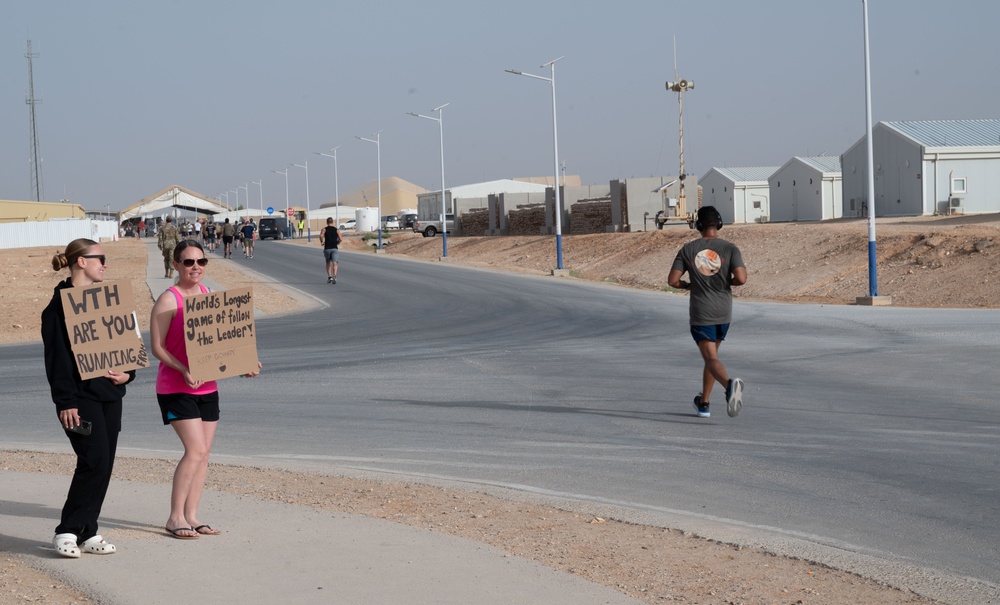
[5,238,998,600]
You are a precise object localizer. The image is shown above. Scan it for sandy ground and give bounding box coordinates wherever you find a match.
[7,216,993,605]
[379,214,1000,309]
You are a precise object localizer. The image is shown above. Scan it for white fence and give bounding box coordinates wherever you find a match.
[0,220,120,250]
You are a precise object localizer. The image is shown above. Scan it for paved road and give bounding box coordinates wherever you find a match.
[5,237,999,602]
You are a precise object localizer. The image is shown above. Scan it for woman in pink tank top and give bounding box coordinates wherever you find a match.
[150,239,260,539]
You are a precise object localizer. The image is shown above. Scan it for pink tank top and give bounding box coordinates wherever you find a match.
[156,285,219,395]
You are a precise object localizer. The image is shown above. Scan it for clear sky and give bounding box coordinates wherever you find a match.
[3,0,997,211]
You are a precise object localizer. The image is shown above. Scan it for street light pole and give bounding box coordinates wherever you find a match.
[408,103,450,258]
[291,161,312,242]
[862,0,879,299]
[271,168,291,239]
[315,147,341,225]
[356,131,383,250]
[239,183,249,221]
[506,57,565,270]
[252,180,263,218]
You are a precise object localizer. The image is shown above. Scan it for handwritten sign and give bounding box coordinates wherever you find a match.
[60,280,149,380]
[183,286,258,382]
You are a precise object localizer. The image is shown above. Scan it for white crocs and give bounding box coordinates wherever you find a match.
[53,533,80,558]
[80,535,116,554]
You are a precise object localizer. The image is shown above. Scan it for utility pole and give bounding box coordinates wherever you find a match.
[25,40,44,202]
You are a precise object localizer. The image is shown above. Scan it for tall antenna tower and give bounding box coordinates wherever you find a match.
[25,40,44,202]
[665,36,693,218]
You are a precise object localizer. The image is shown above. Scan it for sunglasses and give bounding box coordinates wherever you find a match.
[81,254,106,265]
[180,258,209,267]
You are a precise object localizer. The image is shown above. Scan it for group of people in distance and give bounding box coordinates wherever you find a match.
[42,237,261,557]
[155,214,344,283]
[205,217,257,259]
[40,205,743,558]
[155,217,257,277]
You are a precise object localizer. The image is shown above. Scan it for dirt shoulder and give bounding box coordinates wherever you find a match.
[1,450,941,605]
[379,214,1000,309]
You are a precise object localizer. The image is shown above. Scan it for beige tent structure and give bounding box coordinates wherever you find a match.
[319,177,428,216]
[119,185,230,221]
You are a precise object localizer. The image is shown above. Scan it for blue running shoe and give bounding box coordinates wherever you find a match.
[693,393,710,418]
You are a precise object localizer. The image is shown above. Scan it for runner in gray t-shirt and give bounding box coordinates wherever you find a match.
[667,206,748,419]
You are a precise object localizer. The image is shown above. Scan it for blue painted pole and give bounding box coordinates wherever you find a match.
[863,0,878,297]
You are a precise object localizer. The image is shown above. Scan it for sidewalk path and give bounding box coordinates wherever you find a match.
[1,473,641,605]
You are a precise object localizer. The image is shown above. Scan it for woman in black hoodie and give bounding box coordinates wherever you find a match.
[41,238,135,558]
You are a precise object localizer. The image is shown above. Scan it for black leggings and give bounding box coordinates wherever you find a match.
[56,398,122,542]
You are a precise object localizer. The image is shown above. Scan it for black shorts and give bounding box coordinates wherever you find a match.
[222,235,234,244]
[157,391,220,425]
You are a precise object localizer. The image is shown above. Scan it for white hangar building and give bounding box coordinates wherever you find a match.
[701,166,779,225]
[416,178,552,220]
[767,156,842,222]
[841,119,1000,217]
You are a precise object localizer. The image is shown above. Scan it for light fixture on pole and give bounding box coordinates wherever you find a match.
[271,168,291,239]
[506,57,565,271]
[291,161,312,242]
[230,189,239,216]
[407,103,450,258]
[356,131,384,250]
[220,192,229,207]
[239,183,249,221]
[315,147,341,225]
[252,180,263,218]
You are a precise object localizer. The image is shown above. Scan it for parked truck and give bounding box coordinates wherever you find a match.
[413,214,455,237]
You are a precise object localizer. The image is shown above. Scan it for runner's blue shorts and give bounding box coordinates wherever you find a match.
[690,323,729,343]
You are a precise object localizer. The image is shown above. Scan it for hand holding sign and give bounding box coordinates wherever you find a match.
[182,286,260,382]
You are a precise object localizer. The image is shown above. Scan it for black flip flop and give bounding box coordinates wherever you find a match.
[193,524,220,536]
[166,527,199,540]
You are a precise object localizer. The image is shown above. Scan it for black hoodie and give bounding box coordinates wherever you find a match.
[41,278,136,411]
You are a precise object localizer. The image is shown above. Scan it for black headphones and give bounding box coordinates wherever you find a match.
[695,207,723,232]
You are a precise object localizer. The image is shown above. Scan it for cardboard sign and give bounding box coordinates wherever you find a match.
[60,281,149,380]
[182,286,258,382]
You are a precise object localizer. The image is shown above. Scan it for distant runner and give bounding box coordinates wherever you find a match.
[221,219,235,258]
[240,220,256,259]
[319,217,342,284]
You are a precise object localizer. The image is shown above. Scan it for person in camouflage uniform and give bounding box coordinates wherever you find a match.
[221,218,236,258]
[157,216,181,278]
